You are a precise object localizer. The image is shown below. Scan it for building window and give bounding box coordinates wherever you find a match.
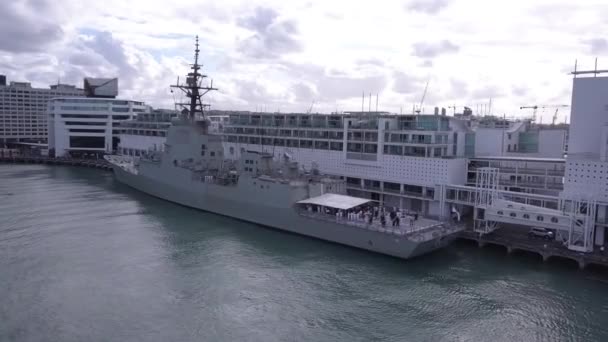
[210,151,215,157]
[509,212,516,217]
[551,217,558,223]
[537,215,544,221]
[497,211,503,215]
[523,214,530,219]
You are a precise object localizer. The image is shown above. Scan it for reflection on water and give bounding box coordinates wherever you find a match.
[1,164,607,342]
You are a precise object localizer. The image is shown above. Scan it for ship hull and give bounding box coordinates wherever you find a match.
[111,164,455,260]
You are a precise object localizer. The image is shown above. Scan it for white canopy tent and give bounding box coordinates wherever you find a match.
[297,193,372,210]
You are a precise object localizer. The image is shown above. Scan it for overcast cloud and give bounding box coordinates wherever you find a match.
[1,0,607,122]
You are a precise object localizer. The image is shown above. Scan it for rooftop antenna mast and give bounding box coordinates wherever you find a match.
[170,36,218,121]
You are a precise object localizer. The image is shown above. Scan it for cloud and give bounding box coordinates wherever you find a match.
[511,85,528,97]
[471,85,504,100]
[393,72,422,94]
[317,75,387,100]
[407,0,449,14]
[0,0,63,53]
[280,62,387,101]
[412,40,459,58]
[357,58,385,67]
[0,0,604,117]
[292,82,316,102]
[450,79,468,98]
[237,7,302,59]
[84,31,135,74]
[68,52,102,67]
[584,38,608,55]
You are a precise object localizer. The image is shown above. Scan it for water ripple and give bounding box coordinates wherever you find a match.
[1,164,607,342]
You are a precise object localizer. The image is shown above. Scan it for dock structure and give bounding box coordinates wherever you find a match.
[458,227,608,270]
[0,156,113,171]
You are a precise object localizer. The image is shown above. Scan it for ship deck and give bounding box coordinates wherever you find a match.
[298,211,463,242]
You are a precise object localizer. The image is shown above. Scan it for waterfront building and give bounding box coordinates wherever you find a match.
[472,118,568,158]
[560,71,608,247]
[222,112,470,217]
[0,75,84,145]
[48,97,148,157]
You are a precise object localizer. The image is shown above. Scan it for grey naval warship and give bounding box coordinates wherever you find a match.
[105,37,463,259]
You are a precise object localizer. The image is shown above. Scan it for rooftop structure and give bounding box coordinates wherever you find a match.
[84,78,118,98]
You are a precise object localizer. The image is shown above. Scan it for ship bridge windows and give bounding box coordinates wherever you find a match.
[286,139,299,148]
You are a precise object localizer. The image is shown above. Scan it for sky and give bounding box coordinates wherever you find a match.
[1,0,607,123]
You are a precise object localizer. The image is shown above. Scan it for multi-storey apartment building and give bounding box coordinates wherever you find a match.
[0,75,84,145]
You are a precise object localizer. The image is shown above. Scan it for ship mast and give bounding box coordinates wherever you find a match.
[170,36,218,121]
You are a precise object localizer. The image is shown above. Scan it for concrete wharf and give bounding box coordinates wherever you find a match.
[0,156,113,171]
[457,225,608,270]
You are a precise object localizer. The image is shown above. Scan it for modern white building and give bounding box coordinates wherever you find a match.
[48,97,148,157]
[560,72,608,248]
[118,109,177,157]
[0,76,84,144]
[472,119,568,158]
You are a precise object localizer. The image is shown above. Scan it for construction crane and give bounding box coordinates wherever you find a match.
[519,105,569,123]
[414,79,430,114]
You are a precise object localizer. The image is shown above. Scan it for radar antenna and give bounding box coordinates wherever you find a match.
[170,36,218,121]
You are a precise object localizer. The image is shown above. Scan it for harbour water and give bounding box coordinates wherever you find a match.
[1,164,607,342]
